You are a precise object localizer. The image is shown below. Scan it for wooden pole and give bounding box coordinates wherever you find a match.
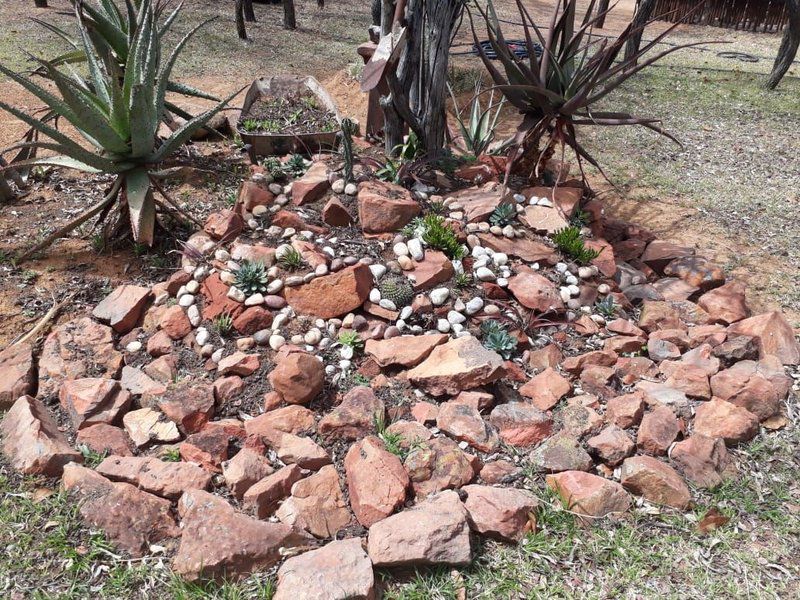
[283,0,297,30]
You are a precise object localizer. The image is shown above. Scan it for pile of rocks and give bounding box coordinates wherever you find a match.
[1,156,798,597]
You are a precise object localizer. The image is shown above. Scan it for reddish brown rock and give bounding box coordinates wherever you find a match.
[365,334,448,368]
[76,424,133,456]
[694,399,759,445]
[237,180,274,212]
[664,256,725,292]
[38,317,123,398]
[96,455,212,499]
[156,382,215,434]
[507,271,564,313]
[180,428,230,472]
[367,490,471,567]
[697,281,749,325]
[546,471,631,518]
[200,272,245,321]
[174,488,312,581]
[213,375,245,403]
[520,204,569,234]
[519,367,571,411]
[615,356,658,385]
[587,425,634,466]
[247,405,316,436]
[489,402,553,447]
[404,437,475,496]
[92,285,151,333]
[528,343,563,371]
[452,390,494,412]
[620,456,691,509]
[59,378,131,430]
[385,420,433,448]
[292,161,330,205]
[409,251,455,291]
[203,209,244,241]
[411,401,439,425]
[243,463,305,518]
[120,366,167,398]
[712,335,759,366]
[230,241,277,266]
[436,401,499,452]
[358,180,420,233]
[270,431,331,470]
[585,239,617,277]
[476,233,557,264]
[530,434,593,473]
[406,336,504,396]
[276,464,351,538]
[463,485,537,542]
[663,364,711,400]
[558,403,603,438]
[218,352,260,376]
[0,342,35,410]
[62,463,178,557]
[345,436,409,527]
[647,337,681,362]
[159,304,193,340]
[637,406,681,456]
[166,271,192,296]
[285,264,372,319]
[147,330,173,357]
[605,392,646,429]
[638,301,684,333]
[319,386,384,441]
[727,311,800,365]
[233,306,273,335]
[452,182,503,221]
[640,240,693,274]
[606,335,648,355]
[561,349,618,375]
[480,460,521,484]
[1,395,82,475]
[272,209,328,235]
[269,352,324,405]
[670,434,732,489]
[144,355,177,384]
[274,538,375,600]
[710,358,788,421]
[322,197,354,226]
[652,277,699,302]
[222,447,275,499]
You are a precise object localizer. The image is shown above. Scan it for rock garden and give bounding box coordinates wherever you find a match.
[0,0,798,598]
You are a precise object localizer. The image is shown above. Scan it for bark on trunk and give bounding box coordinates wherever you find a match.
[243,0,256,22]
[283,0,297,30]
[34,0,48,7]
[595,0,610,29]
[383,0,462,157]
[766,0,799,89]
[624,0,657,62]
[235,0,248,39]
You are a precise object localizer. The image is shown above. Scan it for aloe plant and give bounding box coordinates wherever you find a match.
[449,82,505,157]
[0,0,235,259]
[468,0,710,184]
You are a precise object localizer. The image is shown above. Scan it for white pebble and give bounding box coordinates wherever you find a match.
[178,294,195,308]
[187,305,201,326]
[267,279,283,294]
[211,348,224,363]
[465,297,484,315]
[492,253,508,267]
[407,238,424,261]
[437,319,451,333]
[125,341,142,353]
[475,266,496,282]
[227,286,245,303]
[196,328,209,346]
[400,306,413,321]
[430,287,449,306]
[369,288,381,303]
[447,310,466,325]
[269,335,286,350]
[245,293,264,306]
[369,264,387,279]
[379,299,397,311]
[393,242,409,257]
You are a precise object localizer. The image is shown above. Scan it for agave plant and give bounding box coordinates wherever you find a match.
[0,0,235,259]
[468,0,711,184]
[448,81,505,157]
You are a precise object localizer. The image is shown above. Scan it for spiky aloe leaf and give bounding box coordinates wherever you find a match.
[124,168,155,245]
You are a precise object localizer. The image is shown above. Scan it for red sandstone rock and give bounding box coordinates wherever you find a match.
[96,455,212,499]
[489,402,553,447]
[409,251,455,291]
[75,424,134,456]
[284,264,372,319]
[367,490,471,567]
[365,334,448,368]
[727,311,800,365]
[406,336,504,396]
[222,447,275,499]
[59,378,131,430]
[587,425,635,466]
[436,400,499,453]
[357,180,420,233]
[243,463,305,518]
[269,352,324,405]
[159,304,193,340]
[693,399,759,445]
[319,386,384,441]
[0,342,35,410]
[636,406,682,456]
[322,197,355,226]
[546,471,631,518]
[519,367,571,410]
[670,434,732,489]
[1,395,82,475]
[345,436,409,527]
[403,437,475,496]
[292,161,330,205]
[276,464,352,538]
[620,455,691,509]
[605,391,646,429]
[463,485,537,542]
[507,271,564,313]
[203,209,244,241]
[174,488,312,581]
[92,285,151,333]
[697,281,749,325]
[62,463,178,557]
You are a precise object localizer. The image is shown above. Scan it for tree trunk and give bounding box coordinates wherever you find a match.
[243,0,256,22]
[0,176,14,203]
[766,0,799,89]
[33,0,48,7]
[624,0,657,62]
[283,0,297,30]
[235,0,248,39]
[317,0,324,7]
[595,0,610,29]
[383,0,462,157]
[381,0,394,35]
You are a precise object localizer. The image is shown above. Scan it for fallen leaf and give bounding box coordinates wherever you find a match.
[697,508,729,534]
[32,487,55,503]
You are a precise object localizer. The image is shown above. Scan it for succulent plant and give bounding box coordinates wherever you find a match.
[480,319,518,359]
[379,274,415,308]
[338,330,364,351]
[594,296,618,318]
[234,260,268,296]
[489,202,517,227]
[284,154,308,178]
[277,247,305,271]
[420,214,466,260]
[213,311,234,336]
[551,226,601,265]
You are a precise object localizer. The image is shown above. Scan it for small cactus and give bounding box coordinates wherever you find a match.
[378,274,415,308]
